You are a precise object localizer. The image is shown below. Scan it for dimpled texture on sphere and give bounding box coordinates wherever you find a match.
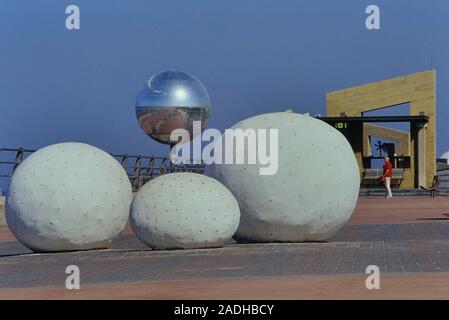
[207,112,360,242]
[6,143,133,252]
[130,173,240,250]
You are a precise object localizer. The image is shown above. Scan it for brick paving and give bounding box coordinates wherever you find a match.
[2,222,449,288]
[1,196,449,298]
[3,273,449,299]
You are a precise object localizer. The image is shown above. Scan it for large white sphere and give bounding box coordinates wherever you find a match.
[6,142,133,252]
[130,173,240,250]
[207,111,360,242]
[440,151,449,164]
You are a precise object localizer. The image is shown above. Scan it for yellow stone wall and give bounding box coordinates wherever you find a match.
[363,124,410,157]
[326,70,436,188]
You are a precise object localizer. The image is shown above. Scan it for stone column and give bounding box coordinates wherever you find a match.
[0,196,5,227]
[416,123,427,187]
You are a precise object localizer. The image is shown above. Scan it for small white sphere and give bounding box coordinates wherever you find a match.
[6,142,133,252]
[207,112,360,242]
[130,173,240,250]
[440,151,449,164]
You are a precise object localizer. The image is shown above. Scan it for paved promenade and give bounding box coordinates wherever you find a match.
[1,196,449,299]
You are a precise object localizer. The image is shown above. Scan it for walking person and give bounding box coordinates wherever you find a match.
[383,156,393,198]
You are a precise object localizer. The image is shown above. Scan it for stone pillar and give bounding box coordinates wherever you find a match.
[0,196,5,227]
[417,124,427,187]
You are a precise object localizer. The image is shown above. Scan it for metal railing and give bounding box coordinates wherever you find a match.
[0,148,35,178]
[0,147,204,192]
[113,153,204,191]
[437,167,449,192]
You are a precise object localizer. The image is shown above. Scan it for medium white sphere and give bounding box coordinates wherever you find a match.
[440,151,449,164]
[207,111,360,242]
[130,173,240,250]
[6,142,133,252]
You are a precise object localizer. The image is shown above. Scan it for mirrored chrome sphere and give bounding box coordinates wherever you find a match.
[135,70,211,145]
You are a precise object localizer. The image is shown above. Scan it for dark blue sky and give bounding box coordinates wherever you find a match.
[1,0,448,158]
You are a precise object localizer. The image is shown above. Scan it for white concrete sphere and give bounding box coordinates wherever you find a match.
[440,151,449,164]
[6,142,133,252]
[130,173,240,250]
[206,111,360,242]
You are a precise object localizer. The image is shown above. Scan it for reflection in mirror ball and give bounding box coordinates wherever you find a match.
[135,70,211,145]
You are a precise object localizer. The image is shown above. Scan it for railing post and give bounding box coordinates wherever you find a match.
[12,148,25,173]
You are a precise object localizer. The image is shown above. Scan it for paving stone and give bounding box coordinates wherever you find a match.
[2,221,449,289]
